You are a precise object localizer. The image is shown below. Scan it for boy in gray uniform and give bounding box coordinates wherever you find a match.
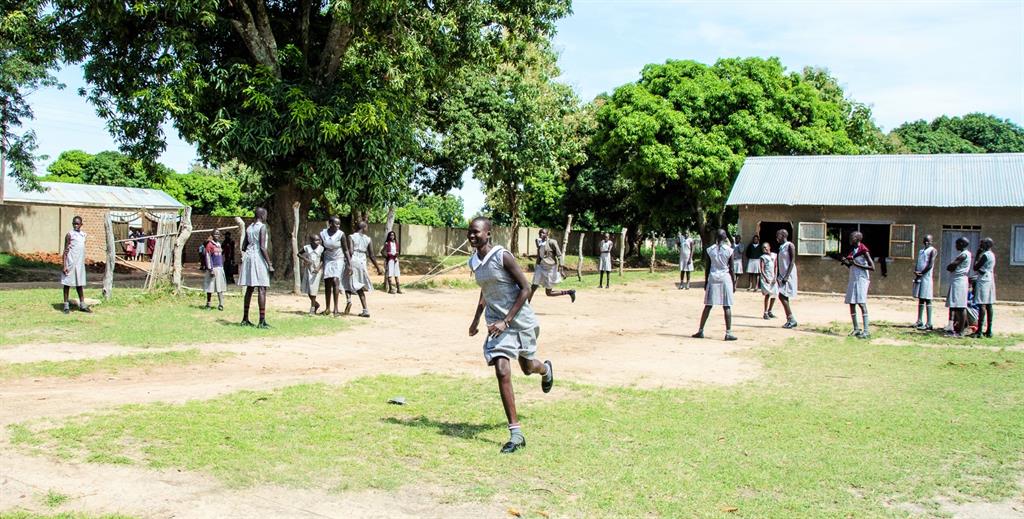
[468,217,554,453]
[912,235,937,330]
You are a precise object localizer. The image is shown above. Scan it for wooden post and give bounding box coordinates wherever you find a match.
[102,213,115,299]
[385,204,396,233]
[172,207,193,292]
[619,227,627,277]
[649,233,657,273]
[560,214,573,265]
[576,232,584,281]
[291,201,301,295]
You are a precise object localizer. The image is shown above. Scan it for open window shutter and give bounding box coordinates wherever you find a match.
[1012,224,1024,266]
[797,222,826,256]
[889,224,915,259]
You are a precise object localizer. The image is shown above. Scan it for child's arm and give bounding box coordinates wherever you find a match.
[469,290,485,336]
[62,233,71,274]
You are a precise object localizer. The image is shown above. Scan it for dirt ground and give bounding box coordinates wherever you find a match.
[3,277,1024,518]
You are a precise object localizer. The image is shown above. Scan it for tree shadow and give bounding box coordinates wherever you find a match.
[381,415,505,444]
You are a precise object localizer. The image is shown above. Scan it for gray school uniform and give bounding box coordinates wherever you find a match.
[471,245,539,365]
[759,253,778,297]
[319,229,347,281]
[599,240,613,272]
[974,250,996,304]
[349,233,374,292]
[237,222,270,287]
[532,239,563,288]
[777,241,798,299]
[731,245,744,274]
[61,230,88,287]
[844,252,871,305]
[301,244,324,296]
[912,246,936,300]
[203,240,228,294]
[678,236,694,272]
[945,250,971,309]
[704,243,734,306]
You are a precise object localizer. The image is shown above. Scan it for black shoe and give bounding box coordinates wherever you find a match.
[218,305,224,311]
[257,320,270,329]
[80,306,92,313]
[767,311,776,319]
[542,360,554,393]
[691,331,704,339]
[240,319,255,327]
[568,290,576,303]
[983,331,993,338]
[724,333,737,341]
[62,306,70,314]
[500,438,526,453]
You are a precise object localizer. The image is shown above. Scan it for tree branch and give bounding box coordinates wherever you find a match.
[226,0,280,76]
[318,0,361,84]
[300,0,313,61]
[252,0,280,66]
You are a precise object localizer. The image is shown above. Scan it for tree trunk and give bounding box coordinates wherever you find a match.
[102,213,115,299]
[291,201,301,295]
[649,233,657,273]
[576,232,584,281]
[172,207,193,293]
[385,204,396,233]
[267,183,305,282]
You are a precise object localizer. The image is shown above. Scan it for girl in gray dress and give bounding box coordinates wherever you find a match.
[944,237,972,337]
[678,232,694,289]
[693,229,737,341]
[299,234,324,315]
[349,221,382,318]
[467,217,553,454]
[529,228,575,303]
[319,217,351,316]
[60,216,90,314]
[840,232,875,338]
[912,235,937,330]
[203,230,228,311]
[971,238,996,338]
[759,242,778,320]
[598,233,613,288]
[776,229,798,329]
[238,208,273,328]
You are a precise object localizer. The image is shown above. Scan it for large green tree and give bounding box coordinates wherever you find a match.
[1,1,65,188]
[50,0,570,268]
[592,57,866,242]
[892,113,1024,153]
[426,40,586,253]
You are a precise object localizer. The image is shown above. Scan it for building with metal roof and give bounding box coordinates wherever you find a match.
[727,153,1024,301]
[1,178,183,262]
[2,177,184,211]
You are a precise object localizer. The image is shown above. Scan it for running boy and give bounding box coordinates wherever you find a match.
[529,228,575,303]
[467,217,553,453]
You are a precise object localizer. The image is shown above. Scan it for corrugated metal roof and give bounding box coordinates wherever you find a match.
[726,153,1024,207]
[2,178,184,210]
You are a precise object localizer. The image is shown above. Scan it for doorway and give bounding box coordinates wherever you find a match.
[940,227,980,290]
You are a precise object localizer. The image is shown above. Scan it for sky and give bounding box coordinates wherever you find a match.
[23,0,1024,219]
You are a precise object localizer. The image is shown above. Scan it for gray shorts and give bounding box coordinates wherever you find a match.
[483,326,539,365]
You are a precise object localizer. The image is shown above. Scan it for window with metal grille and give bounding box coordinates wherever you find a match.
[1012,224,1024,266]
[889,224,916,259]
[797,222,826,256]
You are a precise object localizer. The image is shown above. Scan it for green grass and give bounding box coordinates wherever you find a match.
[0,349,231,381]
[0,253,57,270]
[12,336,1024,517]
[810,320,1024,348]
[0,289,351,348]
[0,512,135,519]
[41,491,69,508]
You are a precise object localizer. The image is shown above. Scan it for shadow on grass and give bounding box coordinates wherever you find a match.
[382,415,505,443]
[807,320,1024,349]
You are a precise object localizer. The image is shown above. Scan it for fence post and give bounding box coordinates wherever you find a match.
[291,201,301,295]
[619,227,627,277]
[172,207,193,292]
[103,213,115,299]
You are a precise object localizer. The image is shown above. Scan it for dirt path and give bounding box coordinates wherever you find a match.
[3,280,1024,518]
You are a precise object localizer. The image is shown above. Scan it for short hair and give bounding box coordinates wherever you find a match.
[471,216,492,231]
[777,229,789,239]
[72,215,83,223]
[955,236,969,247]
[851,231,863,241]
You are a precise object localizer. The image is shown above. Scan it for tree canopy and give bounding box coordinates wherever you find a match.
[892,113,1024,153]
[393,194,464,228]
[586,57,868,241]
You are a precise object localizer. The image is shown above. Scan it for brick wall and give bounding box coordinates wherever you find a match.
[737,205,1024,301]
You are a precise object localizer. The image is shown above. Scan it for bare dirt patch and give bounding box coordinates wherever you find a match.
[4,279,1024,518]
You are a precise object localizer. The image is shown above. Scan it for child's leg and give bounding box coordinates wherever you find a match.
[984,304,993,335]
[216,291,224,309]
[916,300,924,325]
[76,286,86,310]
[723,306,734,338]
[768,297,776,313]
[763,294,769,314]
[63,286,70,306]
[257,287,267,325]
[357,289,368,311]
[695,305,713,334]
[860,303,869,335]
[780,295,795,324]
[394,277,402,293]
[924,300,933,328]
[849,303,860,332]
[206,292,212,307]
[242,286,254,323]
[517,356,547,376]
[493,358,524,446]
